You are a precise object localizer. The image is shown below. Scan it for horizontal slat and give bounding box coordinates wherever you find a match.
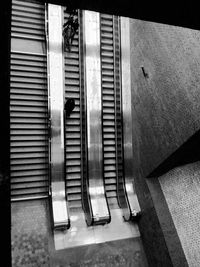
[12,17,44,27]
[101,20,113,26]
[101,14,113,20]
[64,51,79,59]
[65,173,81,180]
[66,161,81,168]
[12,0,44,9]
[67,194,81,201]
[103,139,115,146]
[11,20,45,30]
[102,70,114,76]
[11,0,48,200]
[11,146,48,153]
[10,83,47,90]
[102,57,114,64]
[12,3,45,16]
[11,26,45,36]
[103,101,115,108]
[10,115,47,123]
[101,44,113,51]
[11,175,48,183]
[65,140,81,146]
[11,33,45,41]
[10,112,48,119]
[65,78,80,86]
[66,147,81,153]
[10,105,47,112]
[104,164,116,171]
[66,164,81,171]
[10,76,47,83]
[11,187,48,196]
[12,10,45,21]
[12,4,44,15]
[10,139,48,147]
[67,180,82,187]
[10,94,47,102]
[12,62,46,72]
[11,89,47,98]
[10,70,47,78]
[11,51,46,60]
[10,150,48,158]
[11,157,48,165]
[101,83,114,90]
[105,183,117,190]
[65,132,81,139]
[101,32,113,39]
[11,168,48,178]
[65,125,81,132]
[10,128,48,135]
[11,163,48,171]
[67,185,81,193]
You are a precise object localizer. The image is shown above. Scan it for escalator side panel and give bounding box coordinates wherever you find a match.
[84,10,110,225]
[120,17,141,220]
[47,4,70,230]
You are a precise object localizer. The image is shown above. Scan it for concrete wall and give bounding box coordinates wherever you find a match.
[129,18,200,266]
[129,19,200,178]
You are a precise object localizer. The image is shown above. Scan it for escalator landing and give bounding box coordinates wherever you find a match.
[54,208,140,250]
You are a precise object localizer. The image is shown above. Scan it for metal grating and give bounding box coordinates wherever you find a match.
[100,14,118,208]
[64,10,82,210]
[10,0,48,200]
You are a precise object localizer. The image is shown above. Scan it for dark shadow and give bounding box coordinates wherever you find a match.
[37,0,200,31]
[65,98,75,118]
[147,129,200,178]
[0,0,11,266]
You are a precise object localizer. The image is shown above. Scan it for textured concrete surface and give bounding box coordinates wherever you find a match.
[144,132,200,267]
[159,162,200,267]
[130,18,200,179]
[129,18,200,266]
[11,200,148,267]
[11,200,51,267]
[146,177,188,267]
[50,237,148,267]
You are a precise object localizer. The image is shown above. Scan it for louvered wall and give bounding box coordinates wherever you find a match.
[11,0,45,41]
[10,0,49,200]
[64,10,82,210]
[100,14,118,208]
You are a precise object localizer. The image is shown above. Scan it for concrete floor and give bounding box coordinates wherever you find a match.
[11,199,148,267]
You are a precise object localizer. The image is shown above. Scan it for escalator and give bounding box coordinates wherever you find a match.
[10,0,142,252]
